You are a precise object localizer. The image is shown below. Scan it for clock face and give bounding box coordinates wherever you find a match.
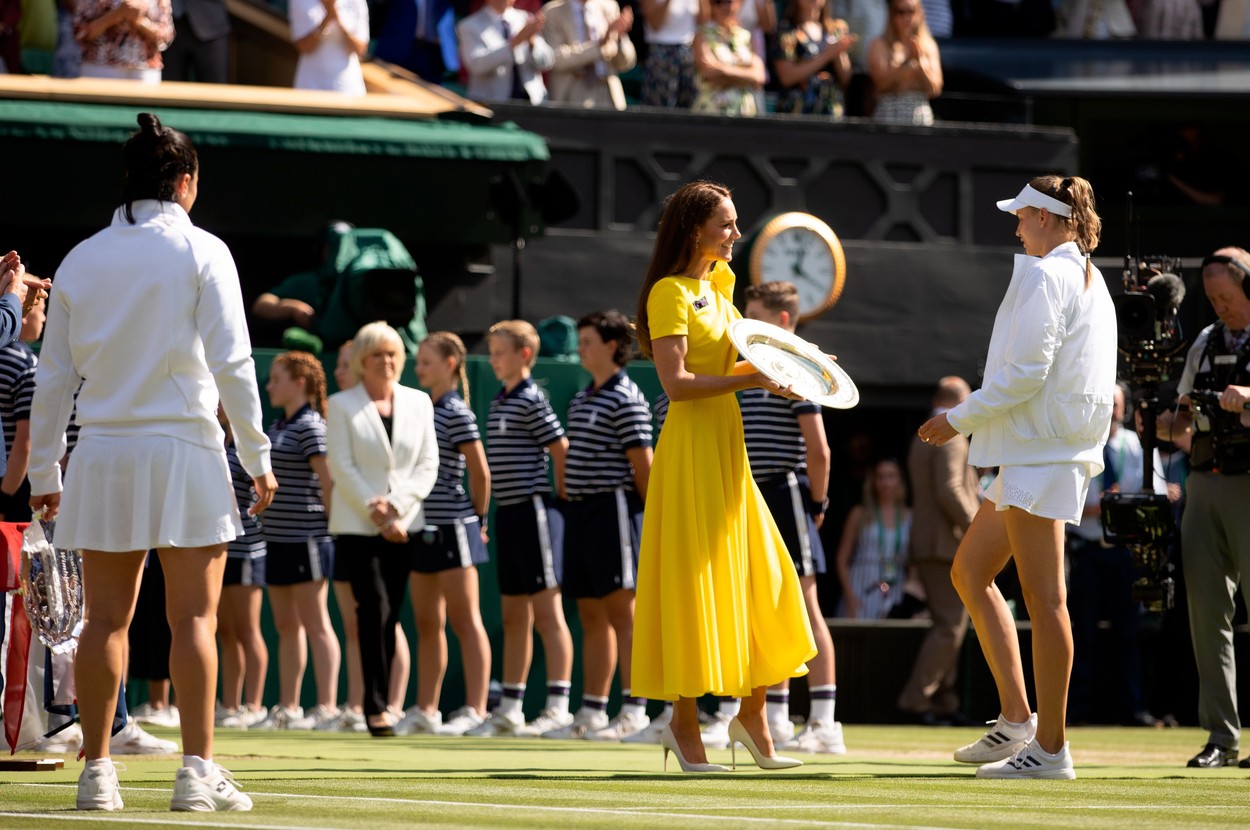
[749,213,845,320]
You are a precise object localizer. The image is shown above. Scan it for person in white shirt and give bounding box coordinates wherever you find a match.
[290,0,370,94]
[28,112,276,813]
[918,175,1117,780]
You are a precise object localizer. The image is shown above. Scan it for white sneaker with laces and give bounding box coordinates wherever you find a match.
[976,739,1076,780]
[769,718,796,745]
[621,710,671,744]
[288,704,339,731]
[466,708,528,737]
[77,762,123,811]
[131,702,180,728]
[252,705,304,731]
[396,707,443,735]
[333,709,368,733]
[587,710,651,742]
[782,720,847,754]
[437,706,486,736]
[701,712,732,750]
[954,713,1037,764]
[110,721,178,755]
[219,704,267,729]
[171,764,254,811]
[542,708,608,739]
[37,722,83,754]
[527,707,574,736]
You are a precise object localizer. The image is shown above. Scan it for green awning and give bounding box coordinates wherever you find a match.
[0,99,548,162]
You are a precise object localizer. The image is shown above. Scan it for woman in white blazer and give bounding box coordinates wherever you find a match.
[326,321,439,735]
[918,175,1116,781]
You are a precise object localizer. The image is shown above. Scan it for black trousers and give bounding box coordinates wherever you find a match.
[335,533,414,716]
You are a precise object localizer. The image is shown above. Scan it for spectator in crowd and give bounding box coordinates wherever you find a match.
[692,0,764,116]
[548,310,654,741]
[254,352,342,731]
[28,112,274,811]
[769,0,855,118]
[826,0,881,67]
[897,376,980,724]
[1150,247,1250,768]
[867,0,941,125]
[374,0,459,83]
[162,0,230,82]
[74,0,175,83]
[397,332,493,737]
[834,458,911,619]
[543,0,636,110]
[327,322,439,737]
[53,0,82,76]
[469,320,575,737]
[1067,382,1172,727]
[640,0,699,108]
[1135,0,1202,38]
[734,0,774,113]
[458,0,554,103]
[290,0,369,94]
[0,291,45,522]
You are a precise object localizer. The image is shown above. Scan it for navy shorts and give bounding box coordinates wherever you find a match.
[412,517,490,574]
[757,472,826,577]
[562,490,642,599]
[265,538,334,586]
[494,495,564,596]
[223,555,267,587]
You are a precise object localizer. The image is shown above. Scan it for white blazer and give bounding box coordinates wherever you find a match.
[457,5,555,104]
[326,383,440,536]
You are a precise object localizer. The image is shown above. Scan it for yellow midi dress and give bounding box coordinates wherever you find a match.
[631,263,817,701]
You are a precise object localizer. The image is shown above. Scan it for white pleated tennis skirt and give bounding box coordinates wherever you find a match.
[57,434,243,552]
[986,462,1095,525]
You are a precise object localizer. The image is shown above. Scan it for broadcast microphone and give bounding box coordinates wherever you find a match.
[1146,272,1186,313]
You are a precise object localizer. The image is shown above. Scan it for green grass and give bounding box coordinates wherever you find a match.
[2,725,1249,829]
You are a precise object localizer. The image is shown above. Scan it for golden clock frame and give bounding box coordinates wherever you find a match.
[747,212,847,322]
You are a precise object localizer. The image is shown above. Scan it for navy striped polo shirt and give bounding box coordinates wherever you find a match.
[565,370,653,498]
[487,377,564,506]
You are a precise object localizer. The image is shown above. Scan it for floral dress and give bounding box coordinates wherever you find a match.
[692,22,758,117]
[769,20,845,119]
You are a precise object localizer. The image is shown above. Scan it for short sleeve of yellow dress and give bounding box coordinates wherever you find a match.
[631,263,816,701]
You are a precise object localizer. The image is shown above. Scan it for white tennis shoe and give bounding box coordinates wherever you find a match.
[954,713,1037,764]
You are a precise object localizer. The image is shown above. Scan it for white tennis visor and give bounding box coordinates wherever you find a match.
[996,184,1072,218]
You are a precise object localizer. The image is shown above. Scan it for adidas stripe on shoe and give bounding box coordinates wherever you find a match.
[953,713,1037,764]
[975,739,1076,780]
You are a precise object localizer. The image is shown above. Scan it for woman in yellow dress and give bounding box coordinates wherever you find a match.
[632,180,816,772]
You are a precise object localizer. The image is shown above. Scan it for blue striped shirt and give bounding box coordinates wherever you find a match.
[565,370,652,497]
[487,377,564,506]
[0,341,36,458]
[741,388,819,478]
[425,391,481,524]
[262,404,329,542]
[226,442,265,558]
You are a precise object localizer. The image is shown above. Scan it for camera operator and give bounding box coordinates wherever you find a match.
[1153,246,1250,769]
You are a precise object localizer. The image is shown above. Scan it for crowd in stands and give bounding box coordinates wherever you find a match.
[1,0,1247,119]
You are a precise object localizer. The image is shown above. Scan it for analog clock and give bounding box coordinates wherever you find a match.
[748,212,846,322]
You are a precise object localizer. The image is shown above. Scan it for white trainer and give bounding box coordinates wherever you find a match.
[542,708,608,739]
[110,721,178,755]
[587,710,651,742]
[976,739,1076,780]
[171,764,254,811]
[527,707,575,737]
[769,718,796,745]
[621,709,671,744]
[465,708,528,737]
[219,704,268,729]
[333,708,368,733]
[288,704,339,731]
[438,706,486,736]
[131,702,180,728]
[395,707,443,735]
[954,713,1037,764]
[252,705,304,731]
[701,712,732,750]
[77,762,123,811]
[782,720,847,754]
[37,722,83,754]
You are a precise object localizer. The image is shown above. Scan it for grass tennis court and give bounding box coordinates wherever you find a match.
[2,724,1248,829]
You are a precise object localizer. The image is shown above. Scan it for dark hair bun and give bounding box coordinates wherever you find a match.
[136,112,163,137]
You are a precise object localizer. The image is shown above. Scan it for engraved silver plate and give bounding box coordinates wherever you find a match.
[728,318,859,409]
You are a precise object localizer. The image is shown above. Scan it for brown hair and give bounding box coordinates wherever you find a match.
[487,320,541,368]
[884,0,931,45]
[744,281,800,318]
[635,180,733,359]
[577,309,635,367]
[273,351,328,418]
[122,113,198,224]
[1027,175,1100,288]
[422,331,471,407]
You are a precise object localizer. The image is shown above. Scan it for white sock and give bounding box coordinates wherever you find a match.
[766,690,790,725]
[718,698,741,718]
[809,684,836,724]
[499,684,525,717]
[546,681,572,715]
[1002,713,1030,729]
[620,690,647,720]
[85,757,114,773]
[181,754,214,777]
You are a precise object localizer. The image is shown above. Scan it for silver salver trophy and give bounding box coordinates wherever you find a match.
[727,318,859,409]
[20,509,84,653]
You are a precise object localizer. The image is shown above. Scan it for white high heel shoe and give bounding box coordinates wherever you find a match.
[660,725,729,773]
[727,718,803,770]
